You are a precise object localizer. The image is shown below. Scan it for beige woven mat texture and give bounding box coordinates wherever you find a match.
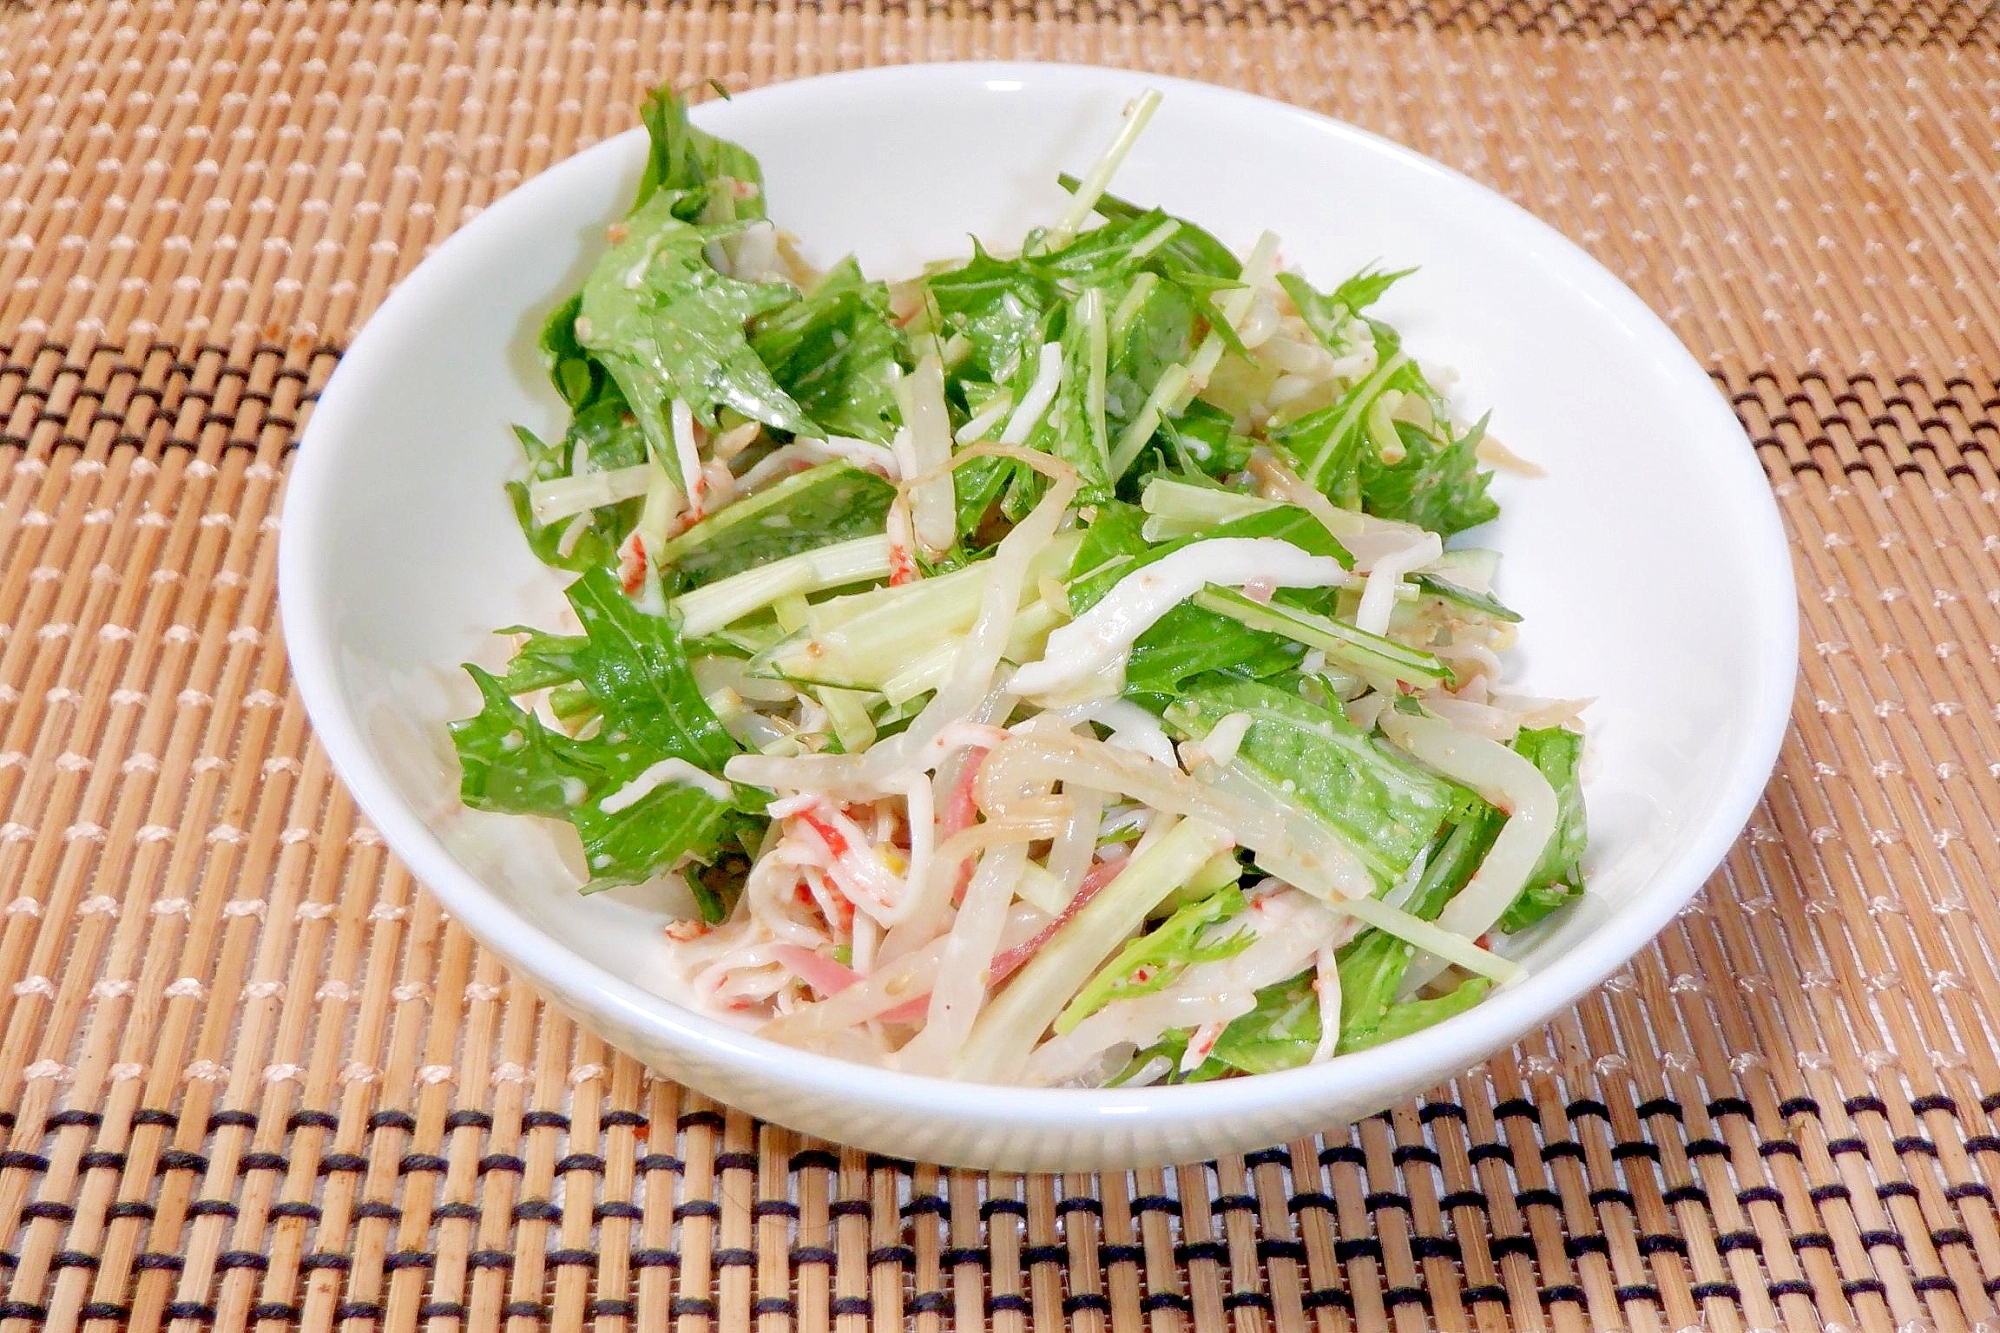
[0,1,1997,1329]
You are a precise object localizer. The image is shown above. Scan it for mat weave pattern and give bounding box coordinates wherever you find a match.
[1,1,1997,1328]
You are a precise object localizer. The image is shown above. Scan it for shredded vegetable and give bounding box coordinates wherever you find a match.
[449,86,1592,1087]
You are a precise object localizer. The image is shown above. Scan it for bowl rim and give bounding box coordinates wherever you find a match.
[279,59,1799,1136]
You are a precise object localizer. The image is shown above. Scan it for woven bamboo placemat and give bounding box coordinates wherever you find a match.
[1,1,1997,1328]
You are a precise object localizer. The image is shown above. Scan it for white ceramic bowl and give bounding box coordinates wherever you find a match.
[280,62,1796,1171]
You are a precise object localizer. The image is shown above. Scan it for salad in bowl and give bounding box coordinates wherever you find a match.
[449,87,1590,1090]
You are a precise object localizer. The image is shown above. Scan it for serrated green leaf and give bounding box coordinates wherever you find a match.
[578,191,810,461]
[748,258,907,444]
[655,460,897,589]
[449,568,748,894]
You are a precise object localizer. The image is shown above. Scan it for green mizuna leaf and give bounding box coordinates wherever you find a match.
[1494,726,1588,932]
[634,85,768,221]
[748,258,908,445]
[922,242,1058,386]
[450,567,748,896]
[577,190,810,465]
[1056,885,1254,1033]
[1056,175,1241,280]
[654,460,897,589]
[1164,677,1462,886]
